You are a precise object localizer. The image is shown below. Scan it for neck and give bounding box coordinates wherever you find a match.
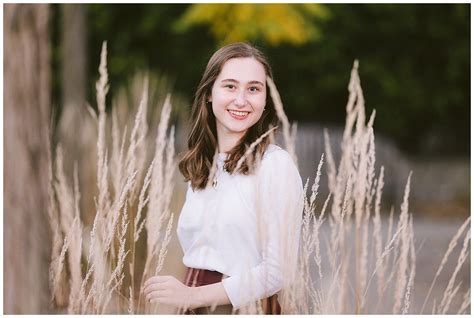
[217,131,245,153]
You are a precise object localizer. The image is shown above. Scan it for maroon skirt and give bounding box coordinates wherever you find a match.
[182,267,282,315]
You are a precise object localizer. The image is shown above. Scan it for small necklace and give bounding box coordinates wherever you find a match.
[212,176,219,188]
[212,157,227,189]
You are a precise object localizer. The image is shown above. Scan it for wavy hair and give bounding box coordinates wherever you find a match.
[179,42,278,190]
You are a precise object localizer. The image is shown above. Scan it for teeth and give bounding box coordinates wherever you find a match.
[228,110,249,116]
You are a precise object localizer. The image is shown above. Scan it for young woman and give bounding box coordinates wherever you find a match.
[143,42,303,314]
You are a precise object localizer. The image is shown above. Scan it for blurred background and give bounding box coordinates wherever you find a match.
[4,3,470,314]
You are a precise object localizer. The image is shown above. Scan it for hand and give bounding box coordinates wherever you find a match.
[143,275,199,310]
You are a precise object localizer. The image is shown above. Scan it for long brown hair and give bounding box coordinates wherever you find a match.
[179,42,278,190]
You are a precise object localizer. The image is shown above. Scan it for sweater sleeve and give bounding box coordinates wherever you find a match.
[221,148,304,309]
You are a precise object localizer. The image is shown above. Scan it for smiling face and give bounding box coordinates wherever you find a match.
[209,57,267,149]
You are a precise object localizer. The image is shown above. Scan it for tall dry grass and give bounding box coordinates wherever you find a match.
[49,44,470,314]
[49,42,176,314]
[269,60,470,315]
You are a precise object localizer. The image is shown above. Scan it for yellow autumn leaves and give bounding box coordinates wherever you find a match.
[174,4,329,45]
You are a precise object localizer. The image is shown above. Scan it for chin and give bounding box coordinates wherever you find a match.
[229,126,250,134]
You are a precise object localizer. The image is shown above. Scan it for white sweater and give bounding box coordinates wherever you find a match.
[177,144,304,309]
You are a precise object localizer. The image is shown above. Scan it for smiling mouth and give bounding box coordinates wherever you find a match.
[227,109,250,120]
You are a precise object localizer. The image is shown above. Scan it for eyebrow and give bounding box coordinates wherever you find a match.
[221,79,265,86]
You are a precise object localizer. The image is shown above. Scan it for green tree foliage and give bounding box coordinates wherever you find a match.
[85,4,217,107]
[174,4,329,45]
[54,4,469,156]
[265,4,469,155]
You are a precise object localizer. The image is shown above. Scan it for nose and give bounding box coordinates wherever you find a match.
[233,90,247,108]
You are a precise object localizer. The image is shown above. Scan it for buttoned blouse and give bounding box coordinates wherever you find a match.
[176,144,304,309]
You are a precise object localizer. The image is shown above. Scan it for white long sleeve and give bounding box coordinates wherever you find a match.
[177,144,304,309]
[221,146,303,309]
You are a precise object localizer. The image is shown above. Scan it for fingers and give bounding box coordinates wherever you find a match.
[143,282,167,295]
[143,275,183,306]
[143,276,169,293]
[145,290,167,303]
[143,275,177,299]
[144,275,169,288]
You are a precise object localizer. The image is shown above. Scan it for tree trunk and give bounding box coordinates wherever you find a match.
[58,4,96,226]
[61,4,87,110]
[4,4,52,314]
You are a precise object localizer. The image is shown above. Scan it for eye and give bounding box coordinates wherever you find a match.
[224,84,236,90]
[248,86,261,93]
